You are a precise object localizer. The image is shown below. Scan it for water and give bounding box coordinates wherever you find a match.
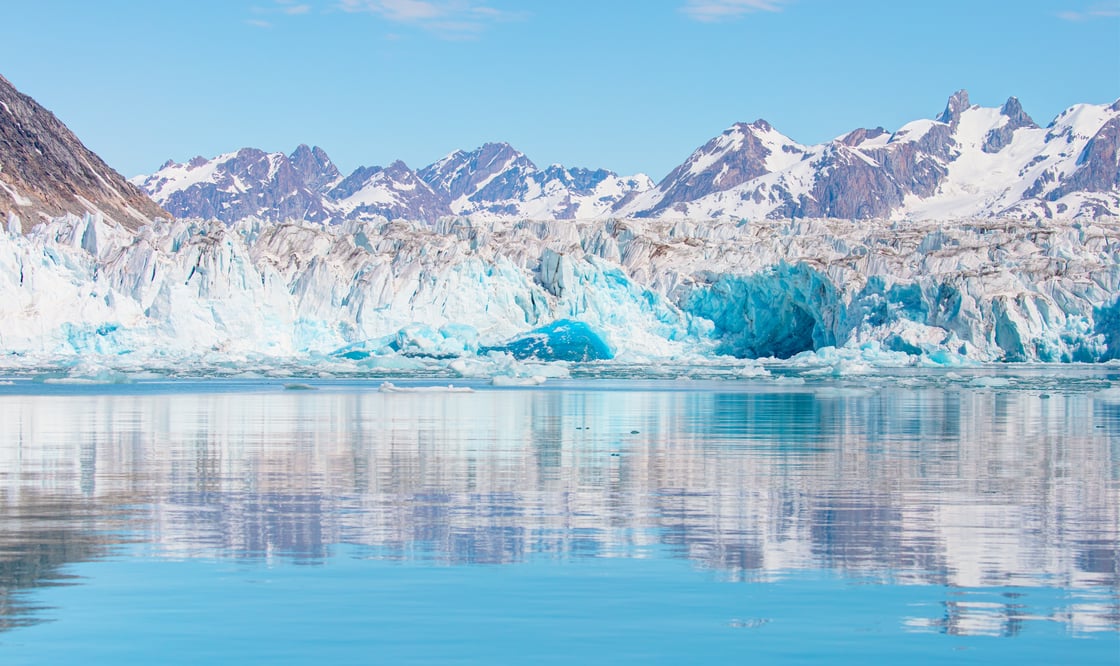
[0,372,1117,664]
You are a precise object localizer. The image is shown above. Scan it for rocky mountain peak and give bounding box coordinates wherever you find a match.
[937,89,971,126]
[983,96,1040,154]
[839,127,889,147]
[418,141,537,202]
[999,96,1036,128]
[745,119,772,132]
[289,143,341,192]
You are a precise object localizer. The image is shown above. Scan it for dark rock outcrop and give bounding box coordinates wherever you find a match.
[982,97,1038,154]
[936,89,971,127]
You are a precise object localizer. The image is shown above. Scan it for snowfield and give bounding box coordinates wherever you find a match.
[1,211,1117,377]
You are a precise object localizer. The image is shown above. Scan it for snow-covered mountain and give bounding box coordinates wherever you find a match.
[0,74,166,233]
[622,91,1120,221]
[135,146,342,224]
[417,142,653,220]
[135,90,1119,224]
[135,142,651,224]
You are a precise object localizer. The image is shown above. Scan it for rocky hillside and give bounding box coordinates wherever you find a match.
[0,74,166,232]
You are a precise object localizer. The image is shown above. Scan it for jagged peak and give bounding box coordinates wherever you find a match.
[728,119,773,135]
[232,146,269,161]
[838,127,889,147]
[937,89,971,125]
[747,118,772,132]
[384,159,415,174]
[999,96,1038,129]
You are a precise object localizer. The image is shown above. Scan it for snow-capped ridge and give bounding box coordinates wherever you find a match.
[136,90,1120,224]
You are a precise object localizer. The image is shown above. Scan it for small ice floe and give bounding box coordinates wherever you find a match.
[970,376,1012,389]
[490,375,547,387]
[1094,386,1120,403]
[736,364,770,378]
[378,382,474,394]
[812,386,877,399]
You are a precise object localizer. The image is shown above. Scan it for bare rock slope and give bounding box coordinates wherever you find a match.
[0,74,166,232]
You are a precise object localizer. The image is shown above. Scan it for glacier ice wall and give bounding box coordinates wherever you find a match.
[0,213,1117,369]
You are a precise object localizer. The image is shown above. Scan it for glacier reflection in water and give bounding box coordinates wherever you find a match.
[0,377,1117,663]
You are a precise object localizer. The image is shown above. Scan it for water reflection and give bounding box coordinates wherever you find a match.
[0,382,1117,634]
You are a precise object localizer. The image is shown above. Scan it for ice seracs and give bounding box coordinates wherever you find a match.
[1,212,1116,372]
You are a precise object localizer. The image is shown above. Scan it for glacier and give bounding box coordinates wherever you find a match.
[0,211,1117,378]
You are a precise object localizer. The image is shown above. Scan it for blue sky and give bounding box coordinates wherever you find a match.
[1,1,1117,179]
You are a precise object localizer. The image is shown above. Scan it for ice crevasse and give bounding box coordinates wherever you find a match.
[0,212,1117,370]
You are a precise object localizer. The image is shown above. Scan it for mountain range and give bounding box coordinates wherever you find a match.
[135,90,1120,224]
[0,72,1116,230]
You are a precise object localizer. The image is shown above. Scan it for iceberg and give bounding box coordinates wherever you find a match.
[0,212,1116,374]
[482,320,613,362]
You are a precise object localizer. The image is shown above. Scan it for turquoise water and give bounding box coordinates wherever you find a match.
[0,372,1117,663]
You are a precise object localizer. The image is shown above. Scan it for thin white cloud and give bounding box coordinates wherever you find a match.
[1058,1,1120,20]
[682,0,790,22]
[250,1,314,23]
[338,0,520,37]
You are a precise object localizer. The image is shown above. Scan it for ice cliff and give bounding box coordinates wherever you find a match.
[1,213,1117,373]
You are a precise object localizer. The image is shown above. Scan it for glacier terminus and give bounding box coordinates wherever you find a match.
[1,212,1116,377]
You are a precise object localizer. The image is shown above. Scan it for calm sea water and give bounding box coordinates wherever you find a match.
[0,371,1117,664]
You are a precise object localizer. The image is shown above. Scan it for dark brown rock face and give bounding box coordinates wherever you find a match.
[0,74,166,232]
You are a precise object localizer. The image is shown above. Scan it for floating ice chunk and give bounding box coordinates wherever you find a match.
[970,376,1012,388]
[1093,386,1120,402]
[378,382,474,393]
[449,353,571,380]
[484,320,613,362]
[490,375,547,387]
[736,363,770,378]
[812,386,877,398]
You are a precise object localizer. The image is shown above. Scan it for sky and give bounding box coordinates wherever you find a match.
[1,0,1118,180]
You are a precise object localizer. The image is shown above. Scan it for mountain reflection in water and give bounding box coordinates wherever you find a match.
[0,381,1117,636]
